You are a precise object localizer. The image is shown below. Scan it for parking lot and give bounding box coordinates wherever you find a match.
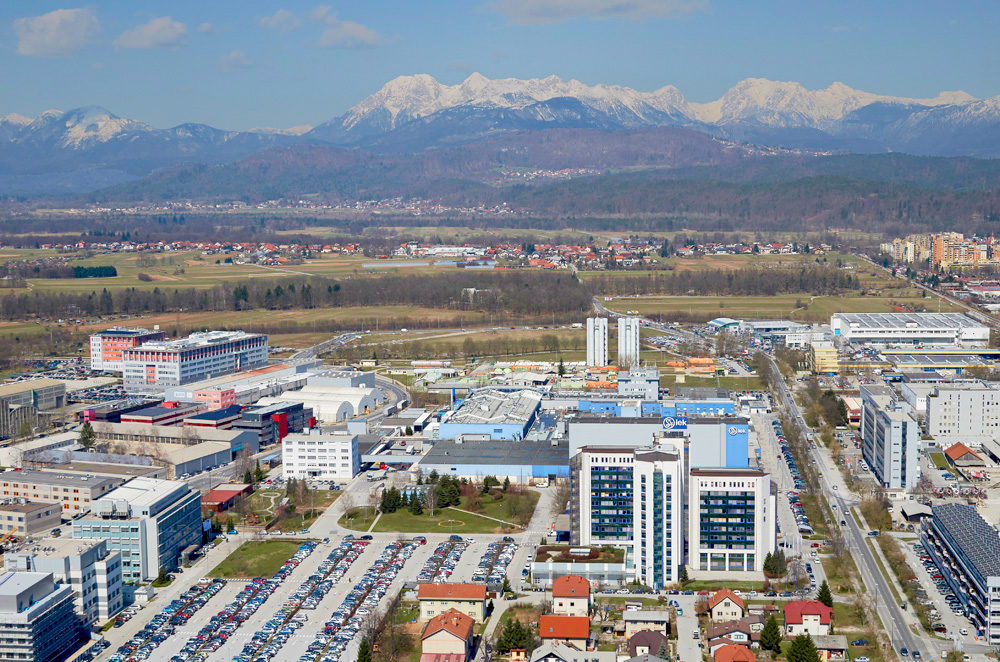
[904,539,978,644]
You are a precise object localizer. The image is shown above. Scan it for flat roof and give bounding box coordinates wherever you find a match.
[422,439,569,467]
[0,500,55,514]
[98,476,187,508]
[0,571,49,597]
[94,327,159,337]
[1,470,116,489]
[133,330,265,352]
[44,461,159,478]
[15,537,103,558]
[931,503,1000,579]
[126,404,199,418]
[185,405,243,421]
[888,354,994,368]
[0,379,64,397]
[446,388,542,426]
[833,312,984,330]
[101,421,245,441]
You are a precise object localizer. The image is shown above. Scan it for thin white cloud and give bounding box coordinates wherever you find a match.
[114,16,187,50]
[220,49,252,71]
[316,12,380,48]
[197,22,214,33]
[493,0,706,24]
[258,9,300,32]
[14,7,101,58]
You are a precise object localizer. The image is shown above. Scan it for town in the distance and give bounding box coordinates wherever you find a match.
[0,231,998,662]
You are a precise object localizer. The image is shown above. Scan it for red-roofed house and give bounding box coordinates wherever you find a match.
[418,584,487,622]
[552,575,590,617]
[539,615,590,649]
[945,442,985,467]
[714,644,757,662]
[421,609,474,662]
[783,600,834,636]
[708,589,746,621]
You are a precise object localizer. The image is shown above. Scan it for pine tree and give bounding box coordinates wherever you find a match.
[787,634,820,662]
[409,493,423,515]
[357,638,373,662]
[79,420,95,447]
[763,551,775,575]
[657,642,669,658]
[817,580,833,608]
[502,476,510,491]
[760,615,782,654]
[679,566,689,585]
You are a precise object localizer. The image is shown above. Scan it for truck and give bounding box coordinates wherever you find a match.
[367,469,387,482]
[406,445,417,455]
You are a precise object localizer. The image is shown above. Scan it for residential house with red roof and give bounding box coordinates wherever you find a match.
[782,600,833,636]
[708,589,746,621]
[539,615,590,649]
[551,575,590,617]
[420,609,474,662]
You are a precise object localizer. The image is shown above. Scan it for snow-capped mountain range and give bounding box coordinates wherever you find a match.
[3,74,1000,195]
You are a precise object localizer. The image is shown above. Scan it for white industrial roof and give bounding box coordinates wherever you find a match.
[834,312,983,330]
[97,476,187,508]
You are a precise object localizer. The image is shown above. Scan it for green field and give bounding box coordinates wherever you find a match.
[339,491,539,534]
[660,374,763,391]
[207,540,309,578]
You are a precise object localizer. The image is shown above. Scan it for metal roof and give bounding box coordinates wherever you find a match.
[447,388,542,426]
[833,312,983,330]
[422,439,569,467]
[932,503,1000,580]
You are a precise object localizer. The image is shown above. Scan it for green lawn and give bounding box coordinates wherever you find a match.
[339,491,540,534]
[207,540,309,578]
[681,580,767,592]
[929,451,948,470]
[820,555,856,594]
[661,374,764,391]
[799,493,829,538]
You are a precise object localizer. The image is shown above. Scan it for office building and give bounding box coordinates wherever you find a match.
[0,501,61,537]
[921,504,1000,643]
[0,572,81,661]
[121,330,268,394]
[830,313,989,348]
[617,366,659,400]
[809,341,839,374]
[0,379,66,411]
[89,327,165,372]
[5,537,123,624]
[282,432,360,482]
[617,317,641,367]
[0,471,121,515]
[73,477,202,582]
[587,317,609,368]
[860,386,920,491]
[234,401,313,446]
[572,444,766,585]
[926,382,1000,443]
[688,468,775,574]
[438,387,541,441]
[568,415,750,468]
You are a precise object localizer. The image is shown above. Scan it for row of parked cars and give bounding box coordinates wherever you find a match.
[307,540,419,662]
[169,542,317,662]
[473,538,516,586]
[418,537,468,584]
[108,579,227,662]
[235,539,369,662]
[773,419,815,536]
[913,542,973,635]
[74,639,111,662]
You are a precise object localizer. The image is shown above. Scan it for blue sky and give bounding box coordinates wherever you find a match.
[4,1,998,130]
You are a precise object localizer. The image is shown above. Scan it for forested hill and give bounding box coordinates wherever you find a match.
[85,126,1000,233]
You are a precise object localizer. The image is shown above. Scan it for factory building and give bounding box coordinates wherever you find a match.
[587,317,609,368]
[418,439,570,483]
[438,388,542,441]
[830,313,989,348]
[0,379,66,411]
[121,331,269,394]
[617,317,641,367]
[256,385,382,424]
[281,432,360,482]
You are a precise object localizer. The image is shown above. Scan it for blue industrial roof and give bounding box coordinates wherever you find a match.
[185,405,243,421]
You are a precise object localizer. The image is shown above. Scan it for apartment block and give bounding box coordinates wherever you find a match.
[860,385,919,491]
[5,537,124,624]
[926,382,1000,443]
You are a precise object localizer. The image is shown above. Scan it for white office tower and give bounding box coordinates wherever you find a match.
[586,317,609,367]
[618,317,641,367]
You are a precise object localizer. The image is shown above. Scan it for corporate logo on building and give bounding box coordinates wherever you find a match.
[662,416,688,430]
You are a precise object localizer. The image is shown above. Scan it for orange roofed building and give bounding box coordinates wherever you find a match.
[714,644,757,662]
[539,615,590,649]
[551,575,590,617]
[417,584,487,622]
[420,609,474,662]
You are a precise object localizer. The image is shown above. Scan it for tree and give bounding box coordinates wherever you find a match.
[428,469,439,484]
[357,638,373,662]
[502,476,510,492]
[78,420,95,447]
[787,634,820,662]
[760,615,782,654]
[679,566,689,585]
[944,651,964,662]
[817,580,833,608]
[657,642,669,658]
[408,492,424,515]
[495,618,532,653]
[502,577,512,593]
